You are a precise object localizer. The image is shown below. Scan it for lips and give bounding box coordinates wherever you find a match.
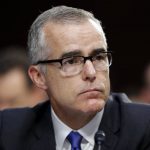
[78,88,103,100]
[79,88,102,95]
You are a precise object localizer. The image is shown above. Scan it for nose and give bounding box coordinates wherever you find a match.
[82,60,96,82]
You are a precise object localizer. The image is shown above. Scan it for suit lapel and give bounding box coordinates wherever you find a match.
[28,101,56,150]
[94,96,121,150]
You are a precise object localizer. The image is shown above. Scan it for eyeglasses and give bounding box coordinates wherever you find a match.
[35,51,112,76]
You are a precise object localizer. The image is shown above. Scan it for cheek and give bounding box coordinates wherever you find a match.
[102,69,110,85]
[97,69,110,84]
[105,72,110,91]
[46,74,78,102]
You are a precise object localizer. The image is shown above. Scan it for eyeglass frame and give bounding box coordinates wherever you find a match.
[34,51,112,75]
[35,51,112,64]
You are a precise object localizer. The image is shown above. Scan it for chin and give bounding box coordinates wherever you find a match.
[83,98,106,113]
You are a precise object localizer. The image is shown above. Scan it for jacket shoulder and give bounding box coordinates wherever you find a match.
[111,92,150,124]
[109,93,150,149]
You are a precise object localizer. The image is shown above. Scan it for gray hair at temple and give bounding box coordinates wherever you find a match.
[28,5,107,65]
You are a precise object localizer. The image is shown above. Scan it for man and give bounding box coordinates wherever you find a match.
[0,6,150,150]
[0,46,47,109]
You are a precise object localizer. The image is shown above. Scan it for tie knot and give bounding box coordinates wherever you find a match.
[67,131,83,150]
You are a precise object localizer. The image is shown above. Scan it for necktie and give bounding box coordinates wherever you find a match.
[67,131,83,150]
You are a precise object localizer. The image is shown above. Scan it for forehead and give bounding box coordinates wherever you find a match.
[43,19,107,58]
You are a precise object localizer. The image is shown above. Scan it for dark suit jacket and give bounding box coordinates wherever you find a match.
[0,93,150,150]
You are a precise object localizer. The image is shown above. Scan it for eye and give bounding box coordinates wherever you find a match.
[63,57,82,65]
[94,53,107,61]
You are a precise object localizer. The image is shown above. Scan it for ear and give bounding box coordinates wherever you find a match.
[28,65,48,90]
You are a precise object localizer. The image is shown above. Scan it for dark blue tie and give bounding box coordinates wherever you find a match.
[67,131,83,150]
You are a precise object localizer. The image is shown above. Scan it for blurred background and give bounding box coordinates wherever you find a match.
[0,0,150,107]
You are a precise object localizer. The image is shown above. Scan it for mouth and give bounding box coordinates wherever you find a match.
[78,88,104,100]
[79,88,102,95]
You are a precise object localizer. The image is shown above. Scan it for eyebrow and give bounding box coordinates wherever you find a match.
[90,48,107,56]
[60,50,82,58]
[60,48,106,58]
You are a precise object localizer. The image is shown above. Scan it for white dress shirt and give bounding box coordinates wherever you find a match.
[51,107,104,150]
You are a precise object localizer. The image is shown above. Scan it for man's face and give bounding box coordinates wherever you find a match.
[41,20,110,117]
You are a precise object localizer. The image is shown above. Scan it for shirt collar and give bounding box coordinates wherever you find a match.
[78,109,104,145]
[51,107,104,149]
[51,107,72,149]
